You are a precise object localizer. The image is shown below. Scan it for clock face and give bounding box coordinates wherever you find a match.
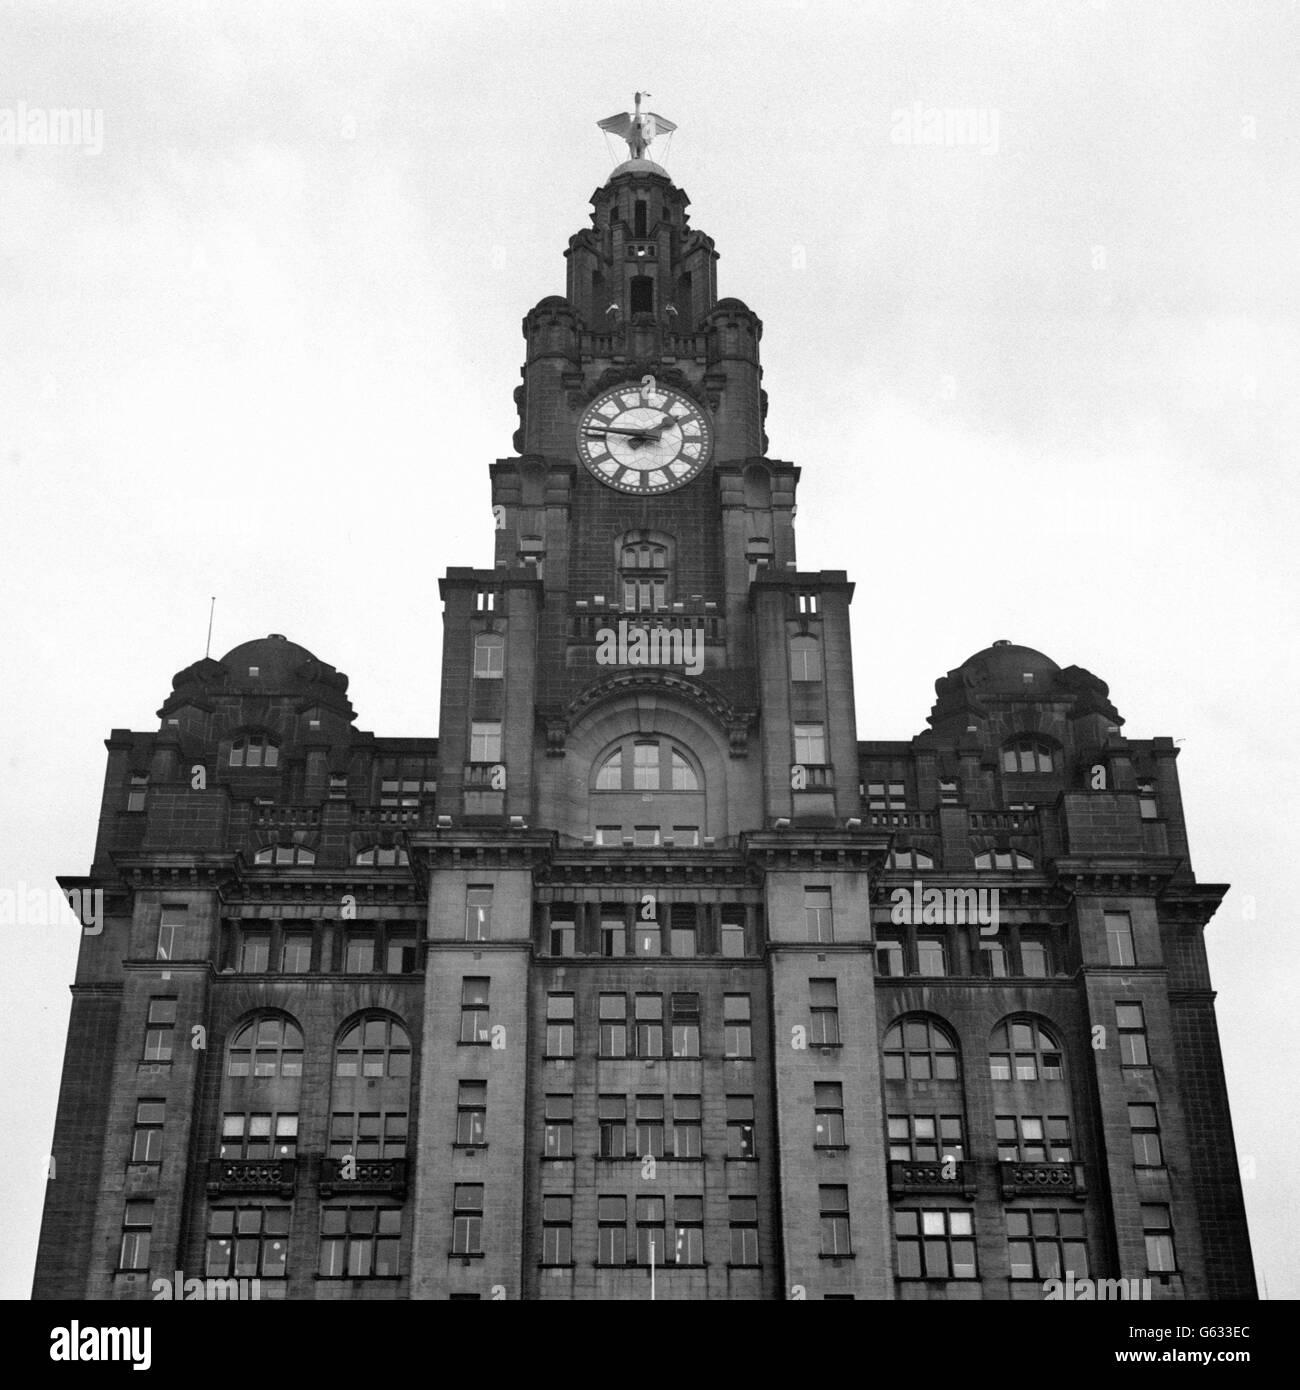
[577,381,712,494]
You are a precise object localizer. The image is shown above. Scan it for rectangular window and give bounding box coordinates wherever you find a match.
[318,1205,399,1277]
[1019,935,1050,978]
[601,915,626,957]
[599,1095,627,1159]
[156,905,187,961]
[672,825,700,847]
[328,1112,405,1160]
[726,1095,755,1159]
[143,997,176,1062]
[225,1112,299,1160]
[460,977,490,1044]
[1137,781,1158,820]
[385,931,417,974]
[634,824,661,848]
[729,1196,759,1266]
[1129,1103,1164,1167]
[549,920,575,956]
[866,782,906,811]
[208,1203,293,1279]
[670,914,696,957]
[917,938,946,976]
[995,1115,1071,1163]
[670,992,700,1058]
[672,1095,702,1158]
[597,1196,627,1266]
[939,779,959,805]
[119,1199,154,1271]
[819,1185,851,1256]
[1006,1209,1087,1280]
[1105,911,1136,967]
[634,919,661,955]
[673,1195,704,1266]
[888,1114,964,1162]
[876,939,905,977]
[469,721,501,763]
[979,940,1007,978]
[595,824,621,847]
[633,742,660,790]
[636,1095,665,1158]
[280,933,312,973]
[794,723,826,765]
[451,1184,484,1255]
[541,1196,572,1266]
[456,1081,487,1147]
[1116,1002,1150,1066]
[599,994,628,1057]
[465,886,492,941]
[544,1094,573,1158]
[343,934,374,973]
[546,993,575,1057]
[814,1083,845,1148]
[131,1100,165,1163]
[894,1209,976,1279]
[809,978,840,1046]
[635,994,663,1057]
[1142,1204,1176,1272]
[805,887,833,943]
[723,994,752,1058]
[127,774,148,812]
[720,914,746,958]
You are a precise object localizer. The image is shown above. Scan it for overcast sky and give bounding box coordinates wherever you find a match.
[2,0,1296,1299]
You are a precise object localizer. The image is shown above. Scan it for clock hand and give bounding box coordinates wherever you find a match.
[585,425,657,439]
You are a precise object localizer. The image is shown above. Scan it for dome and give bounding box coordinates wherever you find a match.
[710,297,753,314]
[606,157,670,182]
[956,640,1060,695]
[165,633,352,715]
[533,295,571,310]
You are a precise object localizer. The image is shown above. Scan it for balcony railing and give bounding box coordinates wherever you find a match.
[887,1159,976,1197]
[318,1157,408,1199]
[207,1158,297,1198]
[866,811,935,830]
[999,1161,1086,1198]
[795,764,834,790]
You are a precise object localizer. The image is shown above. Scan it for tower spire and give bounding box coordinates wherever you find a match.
[597,92,676,162]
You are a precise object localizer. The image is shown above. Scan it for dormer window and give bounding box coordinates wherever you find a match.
[356,846,410,867]
[253,845,316,866]
[1001,738,1054,774]
[231,735,279,769]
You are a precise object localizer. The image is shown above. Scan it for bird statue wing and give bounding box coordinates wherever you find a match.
[597,113,637,139]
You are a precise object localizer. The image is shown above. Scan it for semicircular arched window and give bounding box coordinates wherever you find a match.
[1002,738,1055,774]
[990,1018,1063,1082]
[591,739,703,794]
[356,845,409,867]
[335,1015,411,1079]
[882,1016,960,1082]
[226,1015,303,1079]
[254,844,316,866]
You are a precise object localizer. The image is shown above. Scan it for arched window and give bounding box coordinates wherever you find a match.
[1002,738,1055,774]
[356,846,409,867]
[591,740,703,795]
[335,1016,411,1079]
[883,1017,960,1082]
[888,848,935,870]
[254,844,316,866]
[990,1018,1063,1082]
[790,636,822,682]
[226,1016,303,1079]
[230,734,279,769]
[974,851,1035,871]
[473,633,504,679]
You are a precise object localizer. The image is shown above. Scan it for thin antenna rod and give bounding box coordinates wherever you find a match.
[205,596,216,659]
